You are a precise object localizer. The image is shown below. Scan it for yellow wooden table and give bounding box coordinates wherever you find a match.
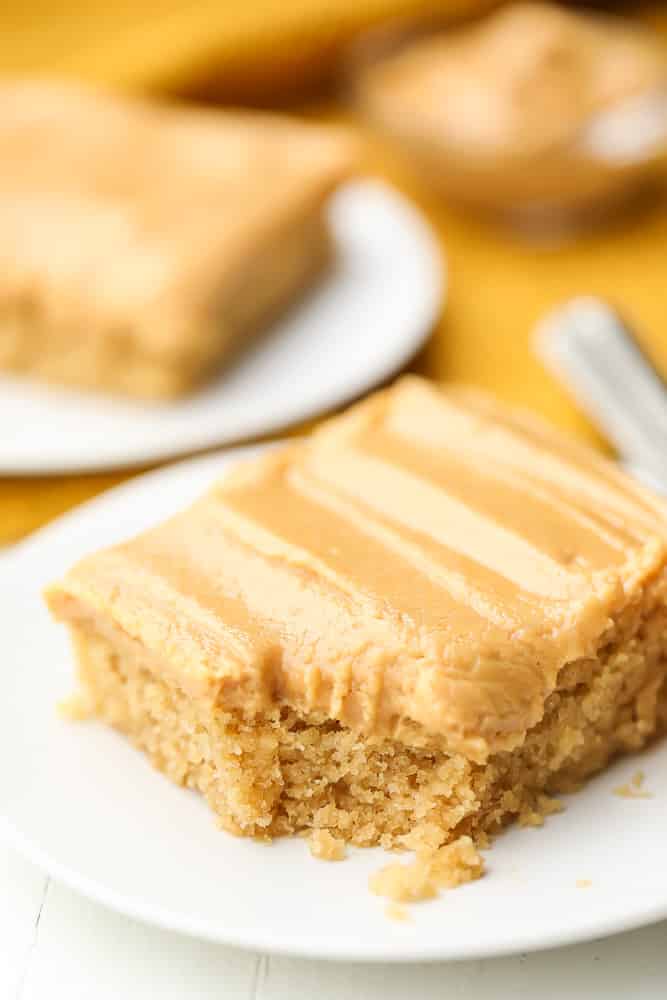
[2,6,667,546]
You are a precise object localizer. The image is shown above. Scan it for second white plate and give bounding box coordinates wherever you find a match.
[2,447,667,963]
[0,181,442,475]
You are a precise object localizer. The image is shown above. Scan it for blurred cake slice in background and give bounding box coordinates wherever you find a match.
[0,81,354,398]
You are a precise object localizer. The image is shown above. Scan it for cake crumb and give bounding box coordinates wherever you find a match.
[576,879,592,888]
[518,794,564,828]
[308,829,346,861]
[613,771,652,799]
[369,835,484,903]
[385,902,410,922]
[57,691,93,721]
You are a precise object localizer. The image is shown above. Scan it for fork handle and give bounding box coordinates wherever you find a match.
[535,297,667,481]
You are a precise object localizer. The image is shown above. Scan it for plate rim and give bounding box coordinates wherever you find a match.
[3,810,667,963]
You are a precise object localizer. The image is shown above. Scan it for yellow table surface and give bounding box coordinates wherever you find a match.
[0,1,496,99]
[2,7,667,546]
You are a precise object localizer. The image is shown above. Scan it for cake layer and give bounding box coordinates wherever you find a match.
[64,590,667,844]
[46,377,667,758]
[0,81,352,396]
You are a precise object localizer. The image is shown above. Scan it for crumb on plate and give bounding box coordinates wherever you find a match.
[308,829,346,861]
[57,691,93,721]
[369,835,484,903]
[613,770,653,799]
[517,794,564,828]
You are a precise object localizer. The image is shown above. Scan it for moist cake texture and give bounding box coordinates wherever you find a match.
[0,81,352,398]
[46,377,667,849]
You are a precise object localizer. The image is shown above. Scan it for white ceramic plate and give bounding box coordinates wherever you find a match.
[2,447,667,963]
[0,181,442,476]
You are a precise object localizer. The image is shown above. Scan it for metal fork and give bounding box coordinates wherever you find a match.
[535,297,667,492]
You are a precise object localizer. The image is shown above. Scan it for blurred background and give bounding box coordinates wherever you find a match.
[2,0,667,541]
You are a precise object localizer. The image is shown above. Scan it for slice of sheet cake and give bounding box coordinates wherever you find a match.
[46,377,667,848]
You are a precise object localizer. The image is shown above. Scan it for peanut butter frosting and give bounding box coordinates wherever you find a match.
[360,3,667,160]
[46,377,667,760]
[0,80,353,365]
